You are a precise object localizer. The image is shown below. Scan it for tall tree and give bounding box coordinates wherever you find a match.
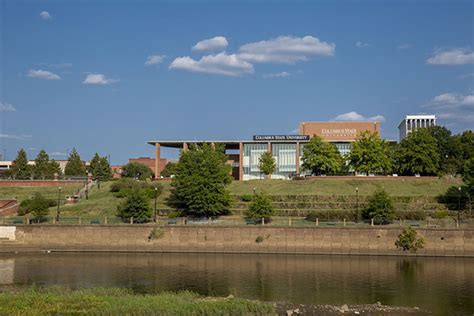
[463,157,474,196]
[64,148,86,176]
[258,151,276,177]
[396,128,440,175]
[89,153,112,182]
[10,149,31,180]
[117,189,152,222]
[302,135,342,175]
[121,162,153,180]
[161,162,178,178]
[48,160,62,179]
[34,150,50,180]
[427,126,462,175]
[170,143,232,217]
[347,131,392,175]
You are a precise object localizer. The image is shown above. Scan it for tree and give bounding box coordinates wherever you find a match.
[348,131,392,175]
[247,192,274,221]
[33,150,50,180]
[89,153,112,182]
[64,148,86,176]
[161,162,178,178]
[19,193,54,220]
[426,126,462,175]
[464,157,474,194]
[48,160,62,179]
[10,149,31,180]
[396,128,440,175]
[395,227,425,253]
[302,135,342,175]
[363,189,396,222]
[170,143,233,217]
[121,162,153,180]
[258,151,276,177]
[117,189,152,222]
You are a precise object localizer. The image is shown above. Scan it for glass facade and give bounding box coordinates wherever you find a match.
[271,143,297,179]
[334,142,351,156]
[242,143,268,180]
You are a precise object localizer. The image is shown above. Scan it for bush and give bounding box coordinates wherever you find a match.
[432,210,449,219]
[18,193,55,217]
[363,189,396,222]
[240,194,253,202]
[121,162,154,180]
[395,227,425,252]
[247,192,274,221]
[305,210,356,221]
[117,189,152,222]
[110,178,162,200]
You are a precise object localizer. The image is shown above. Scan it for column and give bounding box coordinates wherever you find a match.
[296,142,300,175]
[239,142,243,181]
[155,143,161,179]
[183,143,188,151]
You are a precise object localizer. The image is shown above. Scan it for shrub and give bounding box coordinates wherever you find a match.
[432,210,449,219]
[18,193,55,217]
[117,189,152,222]
[110,178,162,200]
[395,227,425,252]
[363,189,396,222]
[240,194,253,202]
[247,192,274,221]
[121,162,154,180]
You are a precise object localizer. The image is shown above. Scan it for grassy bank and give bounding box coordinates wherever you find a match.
[0,184,82,202]
[0,287,275,315]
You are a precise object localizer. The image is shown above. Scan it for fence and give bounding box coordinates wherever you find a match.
[2,215,472,229]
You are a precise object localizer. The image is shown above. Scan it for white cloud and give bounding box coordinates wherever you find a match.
[427,48,474,65]
[0,102,16,112]
[40,11,51,20]
[145,55,165,66]
[28,69,61,80]
[426,92,474,126]
[83,73,118,85]
[262,71,291,79]
[0,134,32,140]
[334,111,386,122]
[238,35,335,64]
[50,152,67,156]
[355,41,370,48]
[192,36,228,51]
[430,92,474,108]
[169,53,254,76]
[397,43,412,50]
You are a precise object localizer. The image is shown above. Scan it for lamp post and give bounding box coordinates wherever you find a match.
[56,186,62,222]
[356,187,359,223]
[253,187,256,196]
[154,187,158,222]
[458,186,462,224]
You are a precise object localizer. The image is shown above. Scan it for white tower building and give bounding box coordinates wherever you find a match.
[398,115,437,141]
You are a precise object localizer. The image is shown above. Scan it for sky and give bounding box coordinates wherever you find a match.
[1,0,473,164]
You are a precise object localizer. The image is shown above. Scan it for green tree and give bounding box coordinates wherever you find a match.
[427,126,462,175]
[396,128,440,175]
[170,143,232,217]
[10,149,31,180]
[64,148,86,176]
[363,189,396,222]
[117,189,152,222]
[395,227,425,253]
[348,131,392,175]
[302,135,342,175]
[29,193,52,221]
[258,151,276,177]
[463,157,474,195]
[48,160,62,179]
[161,162,178,178]
[33,150,50,179]
[122,162,154,180]
[247,192,274,221]
[89,153,112,182]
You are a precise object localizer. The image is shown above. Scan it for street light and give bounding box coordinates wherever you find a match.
[356,187,359,223]
[253,187,256,196]
[154,187,158,222]
[56,186,62,222]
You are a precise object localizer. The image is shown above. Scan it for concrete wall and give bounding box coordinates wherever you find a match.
[1,225,472,257]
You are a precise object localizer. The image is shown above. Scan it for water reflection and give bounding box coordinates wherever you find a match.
[0,253,472,315]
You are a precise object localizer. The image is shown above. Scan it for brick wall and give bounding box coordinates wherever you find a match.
[128,157,168,176]
[4,226,473,257]
[0,180,86,188]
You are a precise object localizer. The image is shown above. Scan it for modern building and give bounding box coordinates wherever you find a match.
[398,115,437,141]
[148,121,381,181]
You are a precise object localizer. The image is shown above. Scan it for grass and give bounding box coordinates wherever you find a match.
[0,184,82,202]
[0,287,275,315]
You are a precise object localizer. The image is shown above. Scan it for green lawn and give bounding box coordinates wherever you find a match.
[0,184,82,202]
[0,287,275,315]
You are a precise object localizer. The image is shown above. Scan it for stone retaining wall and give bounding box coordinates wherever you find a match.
[1,225,472,257]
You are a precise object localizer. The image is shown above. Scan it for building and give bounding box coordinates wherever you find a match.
[148,121,381,181]
[128,157,169,177]
[398,115,437,141]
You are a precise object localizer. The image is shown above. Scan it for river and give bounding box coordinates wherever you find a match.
[0,253,472,315]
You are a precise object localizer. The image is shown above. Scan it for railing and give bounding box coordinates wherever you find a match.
[1,216,472,229]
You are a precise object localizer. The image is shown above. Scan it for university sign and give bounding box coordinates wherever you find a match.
[253,135,310,141]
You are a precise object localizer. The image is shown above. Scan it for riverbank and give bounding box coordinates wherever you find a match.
[1,225,473,257]
[0,287,432,315]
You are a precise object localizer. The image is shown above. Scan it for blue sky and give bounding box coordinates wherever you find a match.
[1,0,473,164]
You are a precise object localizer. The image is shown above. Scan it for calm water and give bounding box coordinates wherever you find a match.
[0,253,473,315]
